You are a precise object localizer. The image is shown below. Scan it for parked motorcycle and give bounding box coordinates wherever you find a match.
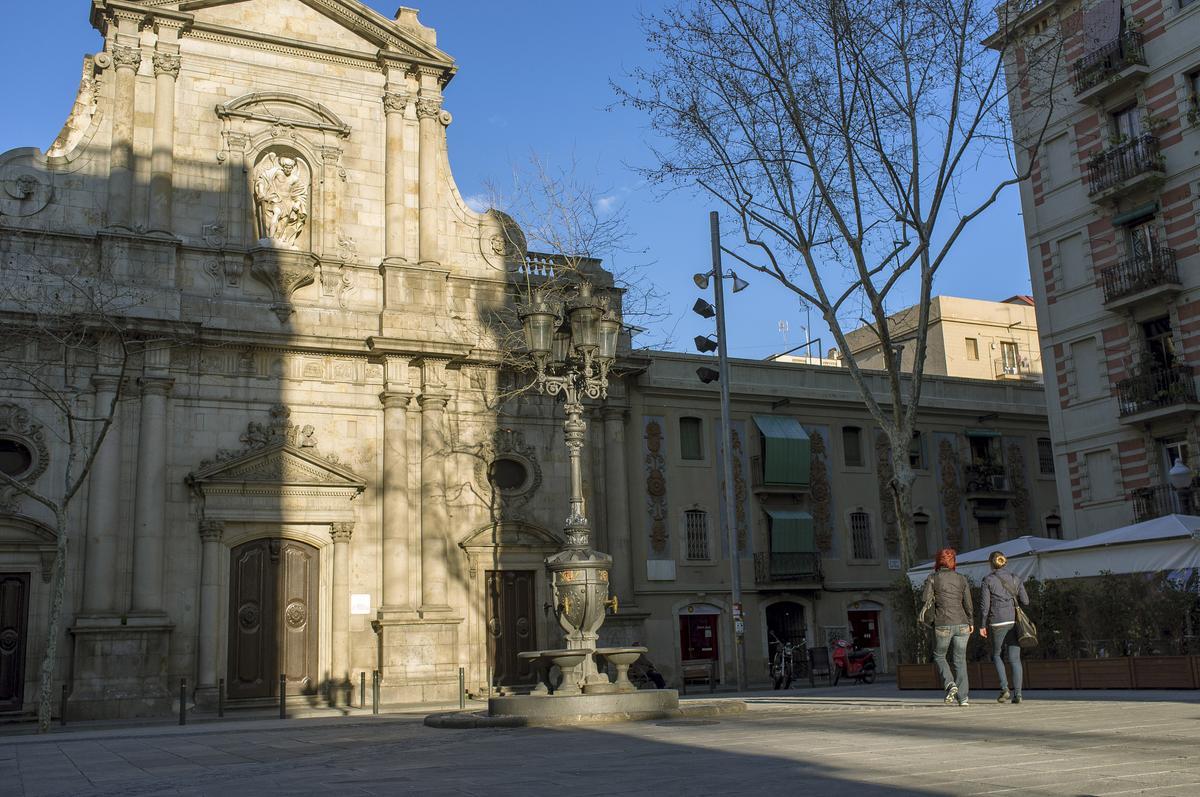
[769,632,803,690]
[831,638,876,685]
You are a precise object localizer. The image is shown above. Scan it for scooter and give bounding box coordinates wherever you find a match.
[831,638,877,685]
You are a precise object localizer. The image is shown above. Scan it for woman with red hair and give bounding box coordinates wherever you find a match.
[921,547,974,705]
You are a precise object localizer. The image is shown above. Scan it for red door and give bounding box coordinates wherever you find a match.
[679,614,720,661]
[848,610,880,648]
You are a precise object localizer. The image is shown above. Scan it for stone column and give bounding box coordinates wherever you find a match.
[331,522,354,684]
[107,44,142,229]
[147,50,181,232]
[604,407,636,607]
[82,376,123,615]
[382,90,408,262]
[416,75,443,264]
[380,389,412,611]
[196,519,224,689]
[130,376,173,614]
[418,387,450,612]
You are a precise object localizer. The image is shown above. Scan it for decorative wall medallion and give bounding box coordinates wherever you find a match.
[0,628,18,654]
[238,603,260,631]
[473,428,542,518]
[0,168,52,217]
[643,418,670,555]
[284,600,307,628]
[0,403,49,512]
[938,439,963,550]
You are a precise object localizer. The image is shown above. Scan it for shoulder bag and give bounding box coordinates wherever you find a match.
[917,576,936,627]
[999,575,1038,649]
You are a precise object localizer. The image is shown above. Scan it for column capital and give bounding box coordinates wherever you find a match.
[415,96,442,120]
[139,377,174,397]
[602,406,629,422]
[199,518,224,542]
[152,52,181,78]
[379,390,412,410]
[383,91,409,114]
[417,391,450,411]
[330,522,354,542]
[91,374,122,393]
[111,45,143,71]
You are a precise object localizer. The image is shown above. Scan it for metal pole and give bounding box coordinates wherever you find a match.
[179,678,187,726]
[279,674,286,720]
[360,672,366,709]
[711,210,747,693]
[59,684,67,727]
[218,678,224,718]
[458,667,465,710]
[372,670,379,715]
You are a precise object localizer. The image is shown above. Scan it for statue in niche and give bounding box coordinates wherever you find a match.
[253,152,309,249]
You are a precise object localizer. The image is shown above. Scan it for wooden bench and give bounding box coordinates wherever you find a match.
[679,659,717,694]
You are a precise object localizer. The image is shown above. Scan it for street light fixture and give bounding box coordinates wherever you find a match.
[696,366,719,383]
[1168,458,1194,515]
[692,298,716,319]
[694,335,718,354]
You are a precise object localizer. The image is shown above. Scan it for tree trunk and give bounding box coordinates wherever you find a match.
[888,444,918,573]
[37,509,69,732]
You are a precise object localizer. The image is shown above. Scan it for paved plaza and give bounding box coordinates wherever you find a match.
[3,686,1199,796]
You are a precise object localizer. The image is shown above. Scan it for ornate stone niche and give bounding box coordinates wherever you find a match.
[0,404,49,513]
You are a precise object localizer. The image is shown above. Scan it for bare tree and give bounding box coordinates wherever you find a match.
[618,0,1058,570]
[0,240,188,731]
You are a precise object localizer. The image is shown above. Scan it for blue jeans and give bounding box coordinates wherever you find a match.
[991,624,1023,695]
[933,624,970,701]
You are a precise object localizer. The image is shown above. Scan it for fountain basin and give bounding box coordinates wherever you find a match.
[596,646,648,693]
[486,688,680,725]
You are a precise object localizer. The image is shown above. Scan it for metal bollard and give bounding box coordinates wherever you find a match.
[279,674,287,720]
[60,684,67,727]
[360,672,366,710]
[458,667,465,710]
[218,678,224,718]
[371,670,380,715]
[709,661,716,694]
[179,678,187,725]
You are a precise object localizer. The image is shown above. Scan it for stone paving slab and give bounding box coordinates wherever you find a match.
[3,687,1200,795]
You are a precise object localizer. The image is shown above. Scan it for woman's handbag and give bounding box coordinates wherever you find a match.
[917,577,936,626]
[1001,576,1038,648]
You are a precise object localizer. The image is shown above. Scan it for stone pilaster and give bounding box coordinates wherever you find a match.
[416,70,445,265]
[379,386,413,613]
[81,375,122,615]
[147,48,181,232]
[130,376,173,614]
[196,519,224,691]
[603,407,636,608]
[331,522,354,685]
[418,388,450,613]
[107,44,142,229]
[382,90,409,263]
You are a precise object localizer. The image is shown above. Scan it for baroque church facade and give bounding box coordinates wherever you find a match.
[0,0,1058,719]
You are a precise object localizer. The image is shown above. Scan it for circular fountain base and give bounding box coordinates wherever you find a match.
[425,691,747,729]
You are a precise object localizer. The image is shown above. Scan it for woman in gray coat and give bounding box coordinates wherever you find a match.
[921,548,973,706]
[980,551,1029,703]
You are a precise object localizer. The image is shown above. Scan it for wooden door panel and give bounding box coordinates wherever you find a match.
[280,541,318,695]
[0,573,30,712]
[228,541,274,699]
[486,570,537,687]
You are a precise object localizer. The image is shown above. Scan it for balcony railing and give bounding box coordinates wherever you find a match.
[1100,247,1179,305]
[1087,134,1163,198]
[1071,30,1146,96]
[994,358,1042,380]
[1131,481,1199,523]
[964,462,1008,494]
[753,551,822,584]
[1117,365,1198,418]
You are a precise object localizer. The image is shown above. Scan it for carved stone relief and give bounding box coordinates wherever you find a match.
[1006,442,1030,533]
[253,151,310,249]
[643,417,670,556]
[0,403,49,512]
[473,428,543,519]
[875,432,900,557]
[808,428,834,553]
[199,404,338,470]
[938,438,964,550]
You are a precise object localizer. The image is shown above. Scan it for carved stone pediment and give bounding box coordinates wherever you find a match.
[459,521,562,552]
[190,444,365,489]
[0,514,58,582]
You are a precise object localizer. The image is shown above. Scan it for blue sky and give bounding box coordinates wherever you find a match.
[0,1,1033,357]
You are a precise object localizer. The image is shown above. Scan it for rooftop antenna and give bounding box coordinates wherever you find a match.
[778,320,789,347]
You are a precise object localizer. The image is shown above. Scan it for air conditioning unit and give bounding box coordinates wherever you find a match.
[988,474,1008,491]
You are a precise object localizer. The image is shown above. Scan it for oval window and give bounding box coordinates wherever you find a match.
[0,438,33,478]
[489,457,528,492]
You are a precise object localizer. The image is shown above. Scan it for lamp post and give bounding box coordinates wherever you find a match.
[692,210,750,693]
[1168,458,1194,515]
[517,281,622,692]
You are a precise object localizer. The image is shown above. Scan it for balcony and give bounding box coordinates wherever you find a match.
[1130,482,1198,523]
[750,454,809,494]
[994,358,1042,382]
[1087,134,1164,203]
[1117,365,1200,424]
[1071,31,1149,104]
[753,551,822,586]
[1100,247,1181,310]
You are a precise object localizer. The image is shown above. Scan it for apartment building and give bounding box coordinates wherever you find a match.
[997,0,1200,537]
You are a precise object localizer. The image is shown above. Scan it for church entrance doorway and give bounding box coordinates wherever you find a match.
[486,570,537,687]
[0,572,29,712]
[227,538,319,700]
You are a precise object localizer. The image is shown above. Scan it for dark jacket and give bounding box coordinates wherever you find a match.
[921,570,973,627]
[980,569,1029,626]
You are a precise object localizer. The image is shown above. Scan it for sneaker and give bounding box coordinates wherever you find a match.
[1012,694,1022,704]
[944,683,958,704]
[997,689,1011,704]
[958,698,970,707]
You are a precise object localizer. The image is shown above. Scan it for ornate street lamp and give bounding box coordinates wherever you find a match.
[517,281,621,694]
[1168,458,1194,515]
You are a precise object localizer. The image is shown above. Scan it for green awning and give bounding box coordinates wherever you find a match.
[752,415,810,487]
[965,429,1000,438]
[766,509,815,552]
[1112,202,1158,227]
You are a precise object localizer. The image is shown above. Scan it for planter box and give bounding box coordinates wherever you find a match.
[972,661,1015,690]
[896,663,939,690]
[1076,658,1133,689]
[1132,656,1196,689]
[1025,659,1075,689]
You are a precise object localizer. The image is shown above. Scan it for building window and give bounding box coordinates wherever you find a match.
[842,426,864,468]
[1111,104,1142,144]
[1188,70,1200,119]
[978,519,1002,548]
[1043,132,1072,189]
[1085,449,1118,502]
[684,509,710,560]
[1045,514,1063,540]
[679,416,704,461]
[488,457,529,492]
[1037,438,1055,476]
[1141,316,1177,369]
[1057,233,1087,291]
[1070,338,1103,400]
[914,511,935,558]
[965,338,980,360]
[1126,217,1160,260]
[849,510,874,560]
[0,438,33,478]
[908,431,925,470]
